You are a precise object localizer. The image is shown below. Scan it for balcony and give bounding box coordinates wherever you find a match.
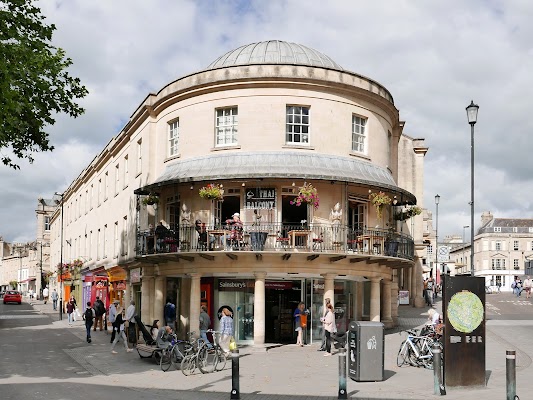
[136,223,414,261]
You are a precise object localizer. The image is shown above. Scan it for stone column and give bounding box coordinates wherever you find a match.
[179,276,191,339]
[154,276,165,326]
[141,275,154,323]
[381,279,393,328]
[413,259,425,308]
[253,272,267,346]
[189,273,201,337]
[369,277,382,322]
[391,280,399,326]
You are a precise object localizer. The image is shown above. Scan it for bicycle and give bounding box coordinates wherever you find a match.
[179,333,206,376]
[196,329,227,374]
[160,332,197,372]
[396,328,442,370]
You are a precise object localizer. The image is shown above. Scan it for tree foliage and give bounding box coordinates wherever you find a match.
[0,0,88,169]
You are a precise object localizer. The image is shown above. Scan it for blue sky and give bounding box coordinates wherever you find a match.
[1,0,532,243]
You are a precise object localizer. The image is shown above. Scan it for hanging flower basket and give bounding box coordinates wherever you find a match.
[141,192,160,206]
[199,183,224,201]
[290,182,320,210]
[394,205,423,221]
[369,191,391,219]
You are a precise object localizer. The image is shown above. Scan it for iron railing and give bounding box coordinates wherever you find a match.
[136,223,414,261]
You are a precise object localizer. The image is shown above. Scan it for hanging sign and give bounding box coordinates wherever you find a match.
[244,188,276,209]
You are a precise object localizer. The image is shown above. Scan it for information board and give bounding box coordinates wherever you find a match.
[442,275,486,387]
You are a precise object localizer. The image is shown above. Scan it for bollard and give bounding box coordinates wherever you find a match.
[338,346,347,399]
[506,350,516,400]
[432,343,445,395]
[230,349,240,400]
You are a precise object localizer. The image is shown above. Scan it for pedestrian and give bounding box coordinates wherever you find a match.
[125,300,137,349]
[199,305,213,349]
[111,306,133,354]
[108,299,119,343]
[83,301,95,343]
[523,276,532,299]
[164,299,176,330]
[51,289,58,310]
[42,286,49,304]
[322,303,336,357]
[219,307,234,354]
[66,298,75,326]
[293,302,305,347]
[318,298,331,351]
[150,319,160,340]
[512,277,522,297]
[155,325,174,350]
[28,289,33,300]
[69,295,78,321]
[93,296,105,331]
[496,281,501,293]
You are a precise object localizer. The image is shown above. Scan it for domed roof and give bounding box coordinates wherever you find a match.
[206,40,343,71]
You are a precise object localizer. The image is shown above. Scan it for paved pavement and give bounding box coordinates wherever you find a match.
[6,294,532,399]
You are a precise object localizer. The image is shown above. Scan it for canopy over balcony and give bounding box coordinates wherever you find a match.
[138,152,416,204]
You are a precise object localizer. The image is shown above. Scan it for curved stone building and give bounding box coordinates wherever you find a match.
[50,40,427,345]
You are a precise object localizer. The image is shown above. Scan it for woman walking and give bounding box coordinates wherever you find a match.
[66,298,76,326]
[322,303,336,356]
[293,302,305,347]
[219,307,234,354]
[111,306,133,354]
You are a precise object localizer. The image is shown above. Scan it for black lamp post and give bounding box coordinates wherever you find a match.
[434,194,440,281]
[466,100,479,277]
[55,192,64,320]
[463,225,469,274]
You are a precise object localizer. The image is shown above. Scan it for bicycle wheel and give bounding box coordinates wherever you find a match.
[214,348,227,371]
[160,348,173,372]
[180,354,196,376]
[396,341,408,367]
[197,344,217,374]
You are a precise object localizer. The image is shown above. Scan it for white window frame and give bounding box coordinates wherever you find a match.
[513,259,519,269]
[115,164,120,196]
[44,216,51,231]
[114,221,119,258]
[495,241,501,251]
[215,107,238,147]
[123,155,129,189]
[494,227,501,232]
[352,115,367,153]
[169,120,180,156]
[137,139,142,176]
[122,216,128,256]
[286,105,310,145]
[514,240,519,251]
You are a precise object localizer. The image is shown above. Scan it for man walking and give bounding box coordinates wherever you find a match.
[199,305,212,349]
[164,299,176,330]
[426,277,435,306]
[317,297,331,351]
[108,299,119,343]
[51,289,59,310]
[42,286,49,304]
[83,301,95,343]
[523,276,532,299]
[93,296,105,331]
[125,300,137,348]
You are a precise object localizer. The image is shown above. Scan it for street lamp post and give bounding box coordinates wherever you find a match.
[434,194,440,282]
[463,225,469,275]
[55,192,64,320]
[466,100,479,277]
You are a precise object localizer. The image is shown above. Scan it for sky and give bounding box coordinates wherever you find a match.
[2,0,533,244]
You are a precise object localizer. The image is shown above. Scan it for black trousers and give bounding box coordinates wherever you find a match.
[325,330,332,353]
[110,325,116,342]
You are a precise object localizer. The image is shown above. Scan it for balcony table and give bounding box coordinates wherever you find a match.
[288,230,313,251]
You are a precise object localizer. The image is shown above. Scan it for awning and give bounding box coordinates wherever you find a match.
[136,151,417,204]
[106,266,127,282]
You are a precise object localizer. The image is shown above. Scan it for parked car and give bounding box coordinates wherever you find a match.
[3,290,22,304]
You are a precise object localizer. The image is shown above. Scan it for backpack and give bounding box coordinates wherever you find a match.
[84,307,94,322]
[511,282,516,289]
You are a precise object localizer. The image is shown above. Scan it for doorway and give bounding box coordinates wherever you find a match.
[221,195,240,224]
[265,281,302,343]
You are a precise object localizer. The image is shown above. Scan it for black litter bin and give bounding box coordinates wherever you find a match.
[348,321,384,382]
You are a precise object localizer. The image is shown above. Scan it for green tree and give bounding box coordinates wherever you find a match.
[0,0,88,169]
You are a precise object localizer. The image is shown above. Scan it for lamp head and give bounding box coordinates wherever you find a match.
[435,194,440,205]
[466,100,479,125]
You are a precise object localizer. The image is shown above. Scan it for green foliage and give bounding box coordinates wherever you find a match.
[0,0,88,169]
[9,280,18,289]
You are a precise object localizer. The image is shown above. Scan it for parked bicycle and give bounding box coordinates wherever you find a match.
[196,329,227,374]
[396,327,442,370]
[160,331,197,372]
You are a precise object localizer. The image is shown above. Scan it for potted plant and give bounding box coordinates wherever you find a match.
[141,192,160,206]
[369,191,391,219]
[394,205,422,221]
[199,183,224,201]
[290,182,319,210]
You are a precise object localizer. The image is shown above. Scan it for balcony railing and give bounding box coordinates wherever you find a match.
[136,223,414,261]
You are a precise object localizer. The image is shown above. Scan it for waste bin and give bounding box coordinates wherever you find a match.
[348,321,384,382]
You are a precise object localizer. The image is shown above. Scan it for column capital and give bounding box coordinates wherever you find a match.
[254,271,267,280]
[321,273,336,280]
[370,277,382,283]
[188,272,201,279]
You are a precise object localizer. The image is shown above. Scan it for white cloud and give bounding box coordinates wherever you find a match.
[2,0,533,242]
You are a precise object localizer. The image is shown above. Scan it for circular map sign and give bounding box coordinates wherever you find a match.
[446,291,484,333]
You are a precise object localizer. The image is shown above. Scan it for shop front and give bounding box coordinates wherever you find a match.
[107,266,127,308]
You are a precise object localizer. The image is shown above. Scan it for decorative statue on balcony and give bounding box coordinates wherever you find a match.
[181,203,191,227]
[329,203,343,226]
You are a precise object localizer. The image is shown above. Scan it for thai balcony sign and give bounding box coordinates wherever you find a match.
[244,188,276,209]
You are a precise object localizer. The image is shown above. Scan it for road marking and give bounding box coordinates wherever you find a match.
[0,315,48,319]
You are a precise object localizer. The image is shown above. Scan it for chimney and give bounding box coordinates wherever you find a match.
[481,211,493,226]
